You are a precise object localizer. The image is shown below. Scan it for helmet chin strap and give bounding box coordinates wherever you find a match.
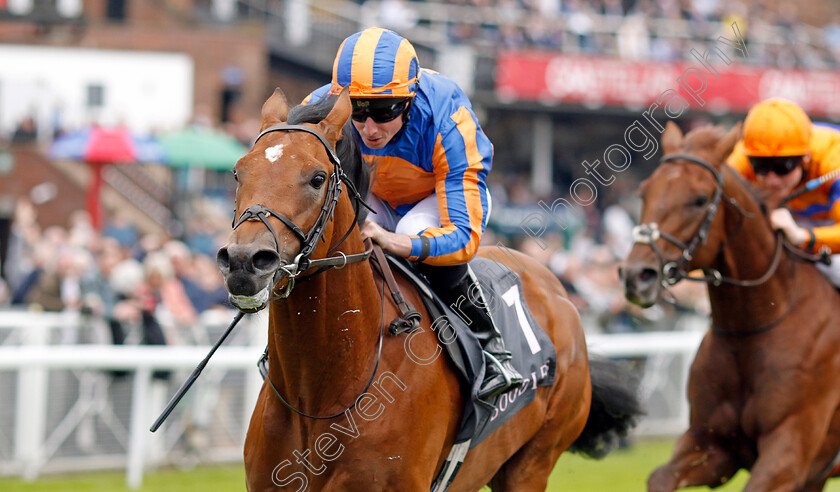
[401,97,413,127]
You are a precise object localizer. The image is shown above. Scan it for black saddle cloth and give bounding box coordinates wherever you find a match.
[384,254,557,447]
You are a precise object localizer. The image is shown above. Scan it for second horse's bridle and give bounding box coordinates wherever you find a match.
[631,153,784,291]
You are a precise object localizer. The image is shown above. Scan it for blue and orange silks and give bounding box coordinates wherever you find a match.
[308,56,493,265]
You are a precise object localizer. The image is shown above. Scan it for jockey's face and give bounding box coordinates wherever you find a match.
[756,163,803,208]
[351,112,404,149]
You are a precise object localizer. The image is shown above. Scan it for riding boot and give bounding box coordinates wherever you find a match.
[421,263,524,400]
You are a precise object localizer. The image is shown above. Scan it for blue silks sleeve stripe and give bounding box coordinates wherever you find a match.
[798,179,840,216]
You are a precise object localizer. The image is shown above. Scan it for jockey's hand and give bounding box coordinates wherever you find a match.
[770,208,809,246]
[360,220,413,258]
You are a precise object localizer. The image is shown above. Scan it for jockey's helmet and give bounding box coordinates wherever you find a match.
[743,98,812,157]
[330,27,420,99]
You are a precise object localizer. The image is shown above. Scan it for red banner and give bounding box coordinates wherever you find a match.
[496,52,840,117]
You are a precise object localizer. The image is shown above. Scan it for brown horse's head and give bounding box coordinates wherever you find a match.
[216,87,365,312]
[622,121,741,307]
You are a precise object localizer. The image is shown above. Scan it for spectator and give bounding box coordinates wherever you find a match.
[111,258,172,380]
[11,117,37,143]
[142,251,198,343]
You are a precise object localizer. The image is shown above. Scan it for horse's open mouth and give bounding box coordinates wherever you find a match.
[229,287,271,313]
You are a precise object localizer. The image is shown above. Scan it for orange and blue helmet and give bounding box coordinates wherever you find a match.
[330,27,420,99]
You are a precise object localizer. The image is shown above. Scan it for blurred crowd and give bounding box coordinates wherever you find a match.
[1,198,232,348]
[485,173,710,335]
[371,0,840,68]
[0,172,709,342]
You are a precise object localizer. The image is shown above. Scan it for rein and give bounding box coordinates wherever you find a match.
[711,249,801,336]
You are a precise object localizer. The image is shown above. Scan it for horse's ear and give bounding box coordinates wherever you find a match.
[260,88,289,132]
[318,87,351,147]
[713,122,742,166]
[661,121,684,155]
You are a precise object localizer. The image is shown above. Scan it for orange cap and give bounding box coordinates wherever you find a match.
[743,98,812,157]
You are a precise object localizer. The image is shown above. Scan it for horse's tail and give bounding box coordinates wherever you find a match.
[568,356,643,459]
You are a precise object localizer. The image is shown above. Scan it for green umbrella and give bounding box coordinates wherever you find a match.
[160,126,248,171]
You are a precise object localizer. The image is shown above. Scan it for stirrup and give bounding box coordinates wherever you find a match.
[479,352,524,400]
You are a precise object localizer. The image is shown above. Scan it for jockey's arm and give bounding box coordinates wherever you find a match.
[728,142,840,252]
[772,181,840,253]
[360,220,412,257]
[806,198,840,253]
[769,208,810,247]
[808,143,840,254]
[404,113,491,266]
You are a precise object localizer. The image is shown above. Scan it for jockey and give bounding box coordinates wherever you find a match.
[307,27,523,399]
[727,97,840,285]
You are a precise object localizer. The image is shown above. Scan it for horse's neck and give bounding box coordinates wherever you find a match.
[707,180,796,331]
[267,233,382,415]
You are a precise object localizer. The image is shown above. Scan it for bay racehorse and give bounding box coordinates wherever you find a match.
[216,87,640,491]
[623,121,840,491]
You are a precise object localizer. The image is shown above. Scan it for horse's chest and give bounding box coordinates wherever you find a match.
[734,366,805,436]
[250,450,409,491]
[247,410,421,491]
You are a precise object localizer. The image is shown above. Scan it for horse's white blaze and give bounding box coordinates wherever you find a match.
[265,144,285,162]
[231,286,270,310]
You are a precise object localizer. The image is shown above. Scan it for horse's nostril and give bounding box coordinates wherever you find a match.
[253,249,281,272]
[639,268,657,283]
[217,248,230,271]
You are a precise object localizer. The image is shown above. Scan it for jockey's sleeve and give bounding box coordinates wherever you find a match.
[809,186,840,253]
[807,141,840,253]
[407,107,492,266]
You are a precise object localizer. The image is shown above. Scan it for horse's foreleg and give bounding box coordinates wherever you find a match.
[648,431,739,492]
[744,419,828,492]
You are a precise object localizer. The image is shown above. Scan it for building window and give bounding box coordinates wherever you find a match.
[87,84,105,108]
[105,0,126,22]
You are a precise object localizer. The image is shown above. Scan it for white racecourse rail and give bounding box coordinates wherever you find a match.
[0,310,705,489]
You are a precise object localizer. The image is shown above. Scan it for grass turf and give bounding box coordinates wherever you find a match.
[3,439,840,491]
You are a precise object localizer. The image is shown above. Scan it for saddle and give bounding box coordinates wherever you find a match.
[368,247,557,491]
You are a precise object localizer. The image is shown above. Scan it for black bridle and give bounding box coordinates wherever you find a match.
[632,153,785,292]
[232,124,374,298]
[153,124,379,430]
[233,123,386,420]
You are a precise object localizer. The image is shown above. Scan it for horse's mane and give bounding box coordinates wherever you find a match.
[726,165,770,215]
[682,125,729,154]
[287,95,372,224]
[681,125,769,215]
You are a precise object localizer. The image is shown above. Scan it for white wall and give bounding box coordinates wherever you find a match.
[0,45,194,138]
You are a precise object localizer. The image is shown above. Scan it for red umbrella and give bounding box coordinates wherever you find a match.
[49,126,165,229]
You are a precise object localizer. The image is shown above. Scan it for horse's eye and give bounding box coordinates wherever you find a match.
[693,195,708,207]
[310,173,327,189]
[232,169,238,182]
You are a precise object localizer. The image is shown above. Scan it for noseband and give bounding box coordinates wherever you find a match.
[631,153,784,291]
[232,124,373,297]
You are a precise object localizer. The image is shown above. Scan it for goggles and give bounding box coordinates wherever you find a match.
[351,98,409,124]
[748,155,803,177]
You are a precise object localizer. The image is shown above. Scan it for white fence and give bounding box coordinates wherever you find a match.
[0,310,708,489]
[0,309,266,489]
